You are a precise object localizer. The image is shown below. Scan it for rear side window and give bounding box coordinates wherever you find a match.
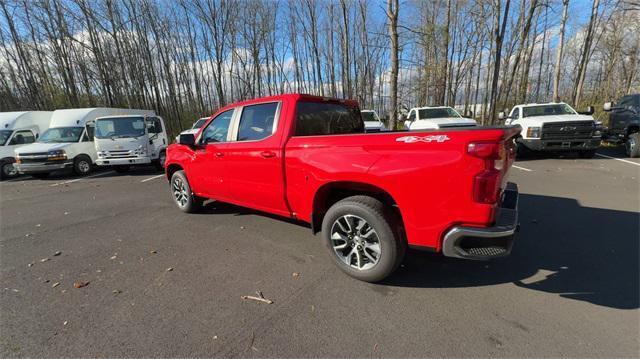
[295,102,364,136]
[237,102,278,141]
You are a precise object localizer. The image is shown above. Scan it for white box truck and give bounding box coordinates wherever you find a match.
[0,111,52,179]
[14,108,143,178]
[93,113,168,172]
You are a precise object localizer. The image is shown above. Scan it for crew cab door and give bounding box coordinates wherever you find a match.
[224,101,289,215]
[189,109,235,199]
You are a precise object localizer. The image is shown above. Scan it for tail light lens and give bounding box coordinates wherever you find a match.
[468,142,507,204]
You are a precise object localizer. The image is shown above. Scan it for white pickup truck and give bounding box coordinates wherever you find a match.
[404,106,477,130]
[361,110,385,132]
[501,102,601,158]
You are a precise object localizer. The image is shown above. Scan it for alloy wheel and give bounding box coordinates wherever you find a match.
[330,214,381,270]
[172,177,188,208]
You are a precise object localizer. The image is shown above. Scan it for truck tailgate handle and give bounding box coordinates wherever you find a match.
[260,151,276,158]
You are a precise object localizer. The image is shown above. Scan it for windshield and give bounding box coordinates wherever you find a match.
[523,104,576,117]
[418,108,460,119]
[95,117,146,139]
[361,112,378,122]
[39,127,83,143]
[0,130,13,146]
[192,118,208,129]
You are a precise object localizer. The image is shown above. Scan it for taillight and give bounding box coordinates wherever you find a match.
[468,142,506,204]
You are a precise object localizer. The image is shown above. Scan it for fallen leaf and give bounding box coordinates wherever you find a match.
[40,258,49,262]
[63,321,68,326]
[27,263,33,267]
[53,251,61,256]
[150,250,157,254]
[292,272,300,278]
[73,281,89,289]
[166,267,173,272]
[52,282,60,288]
[110,255,117,260]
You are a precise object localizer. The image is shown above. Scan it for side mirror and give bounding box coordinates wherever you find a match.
[178,133,195,146]
[578,106,594,115]
[603,102,612,112]
[498,112,505,120]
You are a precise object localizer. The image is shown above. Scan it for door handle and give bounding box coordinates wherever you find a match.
[260,151,276,158]
[215,152,224,157]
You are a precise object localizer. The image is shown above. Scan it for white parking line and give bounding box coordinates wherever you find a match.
[140,174,165,183]
[49,171,115,187]
[513,165,533,172]
[595,153,640,167]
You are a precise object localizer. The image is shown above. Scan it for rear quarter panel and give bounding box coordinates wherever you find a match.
[285,128,512,250]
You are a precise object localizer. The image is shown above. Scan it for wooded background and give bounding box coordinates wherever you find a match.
[1,0,638,135]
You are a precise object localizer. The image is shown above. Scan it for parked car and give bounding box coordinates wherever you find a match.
[175,117,211,142]
[165,94,520,282]
[404,106,477,130]
[94,112,168,172]
[14,108,136,178]
[0,111,52,180]
[361,110,385,132]
[603,94,640,157]
[501,102,601,158]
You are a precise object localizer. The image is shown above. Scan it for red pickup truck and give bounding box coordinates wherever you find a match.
[166,94,520,282]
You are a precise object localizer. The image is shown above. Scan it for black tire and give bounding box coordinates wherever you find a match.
[170,170,203,213]
[321,195,406,282]
[114,165,130,173]
[73,155,92,176]
[0,161,18,180]
[31,173,49,179]
[578,149,597,159]
[516,141,530,159]
[154,150,166,171]
[626,133,640,158]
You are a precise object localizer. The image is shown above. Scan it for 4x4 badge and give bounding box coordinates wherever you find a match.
[396,135,450,143]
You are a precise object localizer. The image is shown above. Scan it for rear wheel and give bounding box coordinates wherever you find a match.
[626,133,640,158]
[114,165,130,173]
[170,170,202,213]
[73,155,92,176]
[0,161,18,180]
[321,195,406,282]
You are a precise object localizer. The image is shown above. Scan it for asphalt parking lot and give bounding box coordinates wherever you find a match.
[1,147,638,357]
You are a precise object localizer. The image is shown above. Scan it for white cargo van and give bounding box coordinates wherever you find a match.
[14,108,137,178]
[0,111,52,179]
[93,113,168,172]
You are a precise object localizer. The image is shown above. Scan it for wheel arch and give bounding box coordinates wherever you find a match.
[310,181,403,234]
[166,163,183,181]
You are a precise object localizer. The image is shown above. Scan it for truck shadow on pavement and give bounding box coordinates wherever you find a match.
[384,193,639,310]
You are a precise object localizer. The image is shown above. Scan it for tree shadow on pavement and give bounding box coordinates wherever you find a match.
[383,193,639,310]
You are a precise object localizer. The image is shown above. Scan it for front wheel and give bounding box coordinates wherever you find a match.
[73,155,92,176]
[170,170,202,213]
[321,195,406,282]
[626,133,640,158]
[154,150,166,171]
[0,161,18,180]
